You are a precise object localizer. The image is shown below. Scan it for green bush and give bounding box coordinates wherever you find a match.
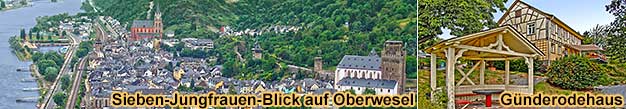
[418,84,445,109]
[608,64,626,77]
[493,58,542,73]
[545,55,609,90]
[53,93,67,107]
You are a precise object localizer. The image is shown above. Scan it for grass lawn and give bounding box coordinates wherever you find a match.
[533,82,585,95]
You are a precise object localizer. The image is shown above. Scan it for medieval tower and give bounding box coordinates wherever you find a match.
[314,57,323,73]
[381,41,406,94]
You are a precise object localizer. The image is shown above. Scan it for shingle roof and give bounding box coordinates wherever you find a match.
[132,20,154,28]
[337,78,397,89]
[336,55,381,70]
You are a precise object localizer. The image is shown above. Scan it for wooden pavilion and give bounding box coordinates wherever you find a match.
[424,25,544,108]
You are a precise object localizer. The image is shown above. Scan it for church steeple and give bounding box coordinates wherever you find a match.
[153,3,163,39]
[155,4,161,19]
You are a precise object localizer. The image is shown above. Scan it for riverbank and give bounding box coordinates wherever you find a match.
[30,64,48,103]
[0,0,83,108]
[9,36,31,61]
[0,0,33,12]
[14,49,31,61]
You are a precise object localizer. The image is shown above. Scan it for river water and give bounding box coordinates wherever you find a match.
[0,0,82,108]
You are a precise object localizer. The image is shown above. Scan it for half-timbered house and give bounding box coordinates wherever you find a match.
[497,0,605,64]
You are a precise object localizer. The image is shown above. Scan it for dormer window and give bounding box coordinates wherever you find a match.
[527,22,536,35]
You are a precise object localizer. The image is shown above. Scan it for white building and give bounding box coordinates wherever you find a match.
[182,38,214,50]
[334,55,383,83]
[333,50,399,94]
[336,78,398,95]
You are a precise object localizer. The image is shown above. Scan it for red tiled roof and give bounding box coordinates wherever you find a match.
[565,44,604,51]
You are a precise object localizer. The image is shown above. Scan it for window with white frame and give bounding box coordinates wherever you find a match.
[557,45,561,54]
[527,22,536,35]
[552,23,556,33]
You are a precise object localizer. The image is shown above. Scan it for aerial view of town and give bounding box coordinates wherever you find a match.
[0,0,417,108]
[420,0,626,108]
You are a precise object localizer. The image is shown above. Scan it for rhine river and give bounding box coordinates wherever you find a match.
[0,0,82,108]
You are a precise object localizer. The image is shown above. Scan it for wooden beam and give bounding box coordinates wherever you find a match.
[446,47,456,109]
[455,49,468,61]
[430,53,437,100]
[480,60,486,85]
[456,61,480,86]
[505,60,510,85]
[527,57,534,93]
[456,45,534,57]
[463,57,523,61]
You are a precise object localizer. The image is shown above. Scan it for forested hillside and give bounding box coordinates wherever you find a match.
[86,0,416,79]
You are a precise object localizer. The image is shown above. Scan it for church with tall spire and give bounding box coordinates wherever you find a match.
[333,41,407,94]
[129,4,164,41]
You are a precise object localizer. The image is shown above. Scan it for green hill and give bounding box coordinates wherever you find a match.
[87,0,417,78]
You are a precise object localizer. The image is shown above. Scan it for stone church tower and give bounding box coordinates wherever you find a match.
[314,57,323,73]
[381,41,406,94]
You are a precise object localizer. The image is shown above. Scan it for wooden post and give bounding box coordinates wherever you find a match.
[480,60,485,85]
[505,59,510,85]
[430,53,437,100]
[446,47,456,109]
[528,57,534,93]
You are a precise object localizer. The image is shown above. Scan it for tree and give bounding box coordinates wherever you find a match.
[43,51,64,66]
[31,52,44,62]
[605,0,626,63]
[48,34,53,42]
[193,86,205,92]
[36,31,41,40]
[37,60,57,74]
[44,67,59,82]
[345,89,356,95]
[174,42,184,51]
[28,30,33,41]
[583,24,611,49]
[76,47,89,58]
[53,93,66,107]
[363,88,376,95]
[19,0,26,5]
[165,62,174,72]
[222,61,237,77]
[60,75,71,91]
[418,0,507,43]
[20,29,26,40]
[62,31,67,37]
[228,86,237,94]
[406,56,417,75]
[177,85,192,92]
[1,1,6,9]
[76,41,93,58]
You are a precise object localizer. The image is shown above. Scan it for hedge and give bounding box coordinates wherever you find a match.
[545,55,610,90]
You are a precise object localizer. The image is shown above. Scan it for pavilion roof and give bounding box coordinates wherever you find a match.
[425,25,544,60]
